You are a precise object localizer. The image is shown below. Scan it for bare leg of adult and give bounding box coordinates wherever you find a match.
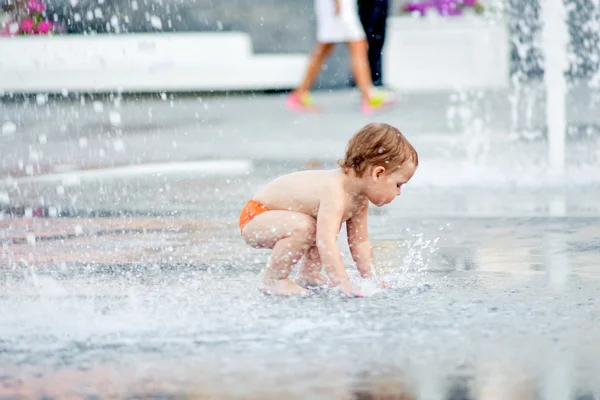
[346,39,374,101]
[293,42,336,97]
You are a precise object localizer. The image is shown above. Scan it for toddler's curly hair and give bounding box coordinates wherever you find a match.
[339,123,418,177]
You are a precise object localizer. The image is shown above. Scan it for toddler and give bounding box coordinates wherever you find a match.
[239,123,418,297]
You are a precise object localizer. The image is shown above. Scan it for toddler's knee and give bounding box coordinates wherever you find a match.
[290,217,316,243]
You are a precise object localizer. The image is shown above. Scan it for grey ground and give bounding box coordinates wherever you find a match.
[1,86,600,399]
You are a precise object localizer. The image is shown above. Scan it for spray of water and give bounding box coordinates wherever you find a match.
[542,0,568,180]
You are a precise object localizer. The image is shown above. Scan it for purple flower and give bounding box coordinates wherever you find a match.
[402,0,435,15]
[27,0,46,13]
[402,0,482,16]
[437,0,462,15]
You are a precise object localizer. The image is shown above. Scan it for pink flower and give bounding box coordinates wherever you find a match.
[20,18,35,34]
[27,0,46,13]
[35,20,53,34]
[0,25,10,37]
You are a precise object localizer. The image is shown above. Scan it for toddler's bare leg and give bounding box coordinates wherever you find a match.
[295,245,331,288]
[242,211,317,296]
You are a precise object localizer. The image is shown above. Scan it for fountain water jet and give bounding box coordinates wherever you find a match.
[541,0,568,180]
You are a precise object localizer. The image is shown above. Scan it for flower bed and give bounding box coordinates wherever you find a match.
[401,0,485,17]
[1,0,53,36]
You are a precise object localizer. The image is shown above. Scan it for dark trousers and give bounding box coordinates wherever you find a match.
[357,0,389,87]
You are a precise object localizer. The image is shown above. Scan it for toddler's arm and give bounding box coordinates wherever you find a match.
[347,205,390,288]
[316,189,349,285]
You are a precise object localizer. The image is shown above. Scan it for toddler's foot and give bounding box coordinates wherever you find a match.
[286,92,321,113]
[335,281,364,298]
[259,278,311,296]
[360,91,396,115]
[294,273,332,289]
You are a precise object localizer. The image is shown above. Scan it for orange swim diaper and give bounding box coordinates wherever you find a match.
[239,199,270,233]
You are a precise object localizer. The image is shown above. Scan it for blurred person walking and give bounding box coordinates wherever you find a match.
[357,0,389,87]
[287,0,394,114]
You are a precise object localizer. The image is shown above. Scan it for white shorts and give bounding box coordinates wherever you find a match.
[315,0,366,43]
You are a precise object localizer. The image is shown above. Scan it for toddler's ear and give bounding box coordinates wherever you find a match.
[372,166,385,180]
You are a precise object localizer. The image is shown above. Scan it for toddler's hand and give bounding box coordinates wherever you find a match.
[380,280,391,289]
[336,281,364,298]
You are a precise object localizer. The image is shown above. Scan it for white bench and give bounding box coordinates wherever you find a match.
[383,15,510,91]
[0,32,308,93]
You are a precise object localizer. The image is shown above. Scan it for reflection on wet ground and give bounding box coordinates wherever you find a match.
[1,172,600,399]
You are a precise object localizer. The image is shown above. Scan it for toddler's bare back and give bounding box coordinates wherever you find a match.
[253,169,363,219]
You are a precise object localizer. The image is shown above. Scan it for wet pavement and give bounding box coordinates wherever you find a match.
[1,83,600,172]
[1,89,600,399]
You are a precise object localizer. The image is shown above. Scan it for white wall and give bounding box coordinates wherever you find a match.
[383,16,510,91]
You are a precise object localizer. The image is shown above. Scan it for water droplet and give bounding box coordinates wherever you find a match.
[79,137,88,148]
[131,0,138,10]
[56,186,65,195]
[109,111,122,126]
[74,12,81,22]
[74,225,83,235]
[36,94,47,105]
[150,16,163,29]
[94,8,103,19]
[113,139,125,152]
[110,15,119,27]
[0,192,9,204]
[38,134,47,144]
[8,22,19,35]
[93,101,104,113]
[1,121,16,136]
[26,233,36,245]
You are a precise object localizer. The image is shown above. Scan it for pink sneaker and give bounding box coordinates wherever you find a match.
[360,92,396,115]
[286,92,321,113]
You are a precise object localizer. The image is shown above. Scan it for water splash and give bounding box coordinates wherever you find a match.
[542,0,568,180]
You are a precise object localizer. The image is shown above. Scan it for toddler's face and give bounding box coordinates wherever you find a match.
[366,162,416,206]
